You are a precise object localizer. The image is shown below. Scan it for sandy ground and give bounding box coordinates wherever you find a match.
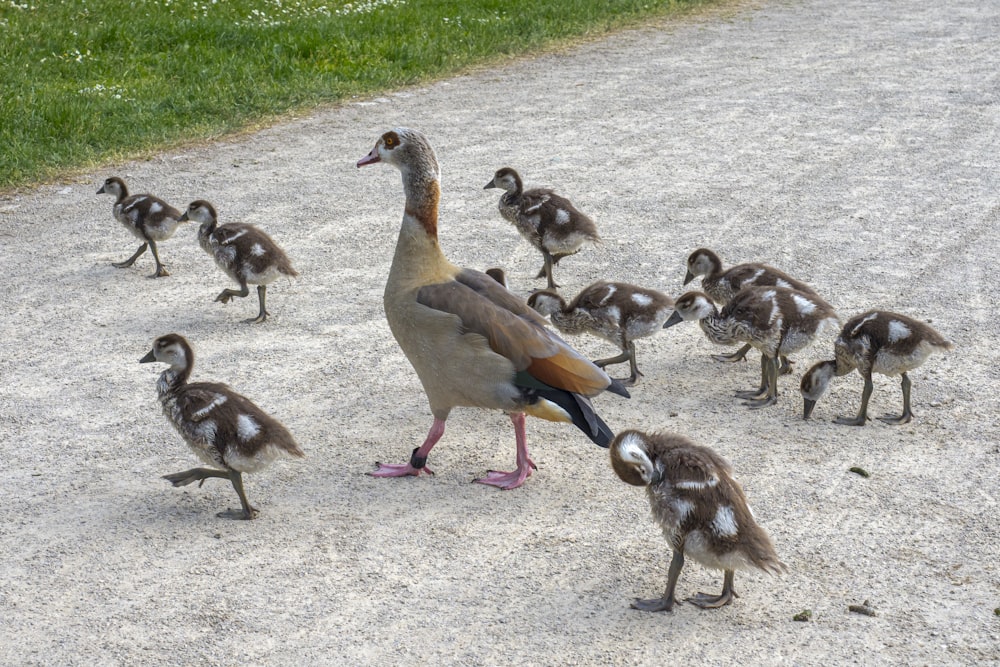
[1,0,998,664]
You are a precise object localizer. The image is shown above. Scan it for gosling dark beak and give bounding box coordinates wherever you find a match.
[139,350,156,364]
[663,311,684,329]
[683,270,695,285]
[649,468,663,486]
[179,211,189,222]
[484,179,496,190]
[802,398,816,420]
[96,185,106,195]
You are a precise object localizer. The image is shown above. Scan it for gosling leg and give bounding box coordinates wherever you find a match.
[113,243,147,268]
[215,281,250,305]
[878,372,914,425]
[147,240,170,277]
[744,355,779,408]
[632,548,684,612]
[836,371,873,426]
[711,343,752,364]
[735,353,769,400]
[250,285,270,324]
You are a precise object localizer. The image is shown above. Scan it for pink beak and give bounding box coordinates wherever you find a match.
[357,145,380,167]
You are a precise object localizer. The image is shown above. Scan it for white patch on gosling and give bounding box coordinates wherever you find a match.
[223,229,248,244]
[742,269,765,288]
[712,505,739,537]
[192,394,227,420]
[554,209,571,225]
[237,414,261,442]
[675,476,719,490]
[793,294,817,315]
[775,278,792,289]
[888,320,911,342]
[850,312,879,337]
[632,293,653,307]
[672,498,695,522]
[617,432,649,467]
[599,285,617,305]
[149,202,163,214]
[250,242,266,257]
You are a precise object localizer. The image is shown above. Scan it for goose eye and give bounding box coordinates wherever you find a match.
[383,133,398,148]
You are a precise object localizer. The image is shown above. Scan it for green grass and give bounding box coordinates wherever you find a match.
[0,0,705,189]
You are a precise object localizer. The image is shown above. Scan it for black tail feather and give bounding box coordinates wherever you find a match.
[534,386,615,448]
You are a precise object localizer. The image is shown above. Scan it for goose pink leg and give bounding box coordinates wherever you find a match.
[474,413,537,490]
[371,418,444,478]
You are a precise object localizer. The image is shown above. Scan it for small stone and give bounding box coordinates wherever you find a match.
[793,609,812,622]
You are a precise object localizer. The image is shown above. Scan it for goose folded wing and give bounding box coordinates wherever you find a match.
[417,271,613,397]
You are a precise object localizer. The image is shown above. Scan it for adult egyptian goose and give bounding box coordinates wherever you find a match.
[610,430,785,611]
[97,176,184,277]
[683,248,820,370]
[800,310,953,425]
[527,282,674,386]
[357,128,628,490]
[484,167,600,289]
[140,333,304,519]
[180,200,298,323]
[664,288,839,408]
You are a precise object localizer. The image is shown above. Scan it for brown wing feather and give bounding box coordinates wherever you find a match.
[418,269,612,396]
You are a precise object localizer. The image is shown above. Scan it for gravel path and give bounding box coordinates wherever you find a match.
[1,0,998,664]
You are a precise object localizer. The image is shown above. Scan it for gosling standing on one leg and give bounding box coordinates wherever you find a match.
[528,282,673,386]
[610,430,785,611]
[800,310,953,425]
[97,176,184,277]
[484,167,600,289]
[140,333,304,519]
[181,200,298,323]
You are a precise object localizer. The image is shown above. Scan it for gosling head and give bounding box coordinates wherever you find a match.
[179,200,218,225]
[684,248,722,285]
[526,289,567,318]
[799,359,837,419]
[663,291,718,328]
[484,167,522,194]
[97,176,127,198]
[610,430,663,487]
[140,333,193,371]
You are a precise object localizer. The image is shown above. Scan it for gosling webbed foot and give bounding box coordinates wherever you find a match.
[112,260,136,269]
[631,596,677,612]
[162,467,227,487]
[150,266,170,278]
[711,345,751,364]
[216,507,258,521]
[734,387,768,400]
[778,356,794,375]
[834,414,869,426]
[877,412,912,425]
[685,589,737,609]
[744,395,778,409]
[248,311,270,324]
[215,291,234,304]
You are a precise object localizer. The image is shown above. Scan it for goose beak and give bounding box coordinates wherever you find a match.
[802,398,816,420]
[139,350,156,364]
[683,270,695,285]
[357,146,380,167]
[663,311,684,329]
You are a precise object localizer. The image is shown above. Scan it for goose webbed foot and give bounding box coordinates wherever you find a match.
[631,596,677,612]
[474,458,536,491]
[370,461,436,478]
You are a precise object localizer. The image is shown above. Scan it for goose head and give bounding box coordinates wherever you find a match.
[357,127,440,181]
[664,291,718,328]
[799,359,837,419]
[610,430,663,487]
